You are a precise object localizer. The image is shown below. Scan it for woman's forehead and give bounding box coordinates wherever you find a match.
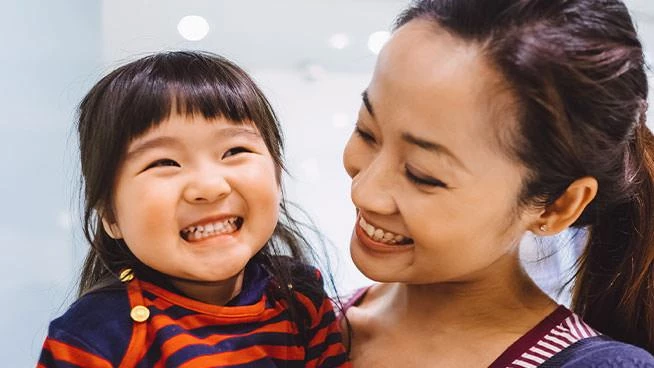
[366,20,520,174]
[374,21,503,115]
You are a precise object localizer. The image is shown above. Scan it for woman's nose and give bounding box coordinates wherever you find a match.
[349,156,397,216]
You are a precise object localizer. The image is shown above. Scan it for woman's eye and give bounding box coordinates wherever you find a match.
[145,159,180,170]
[354,126,376,144]
[223,146,251,159]
[405,166,448,188]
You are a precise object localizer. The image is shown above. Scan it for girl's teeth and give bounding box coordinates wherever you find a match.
[181,217,240,241]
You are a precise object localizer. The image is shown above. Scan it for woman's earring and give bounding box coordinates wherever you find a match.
[539,224,549,233]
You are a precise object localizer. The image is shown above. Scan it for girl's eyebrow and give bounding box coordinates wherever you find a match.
[126,136,180,162]
[125,126,261,162]
[220,125,261,139]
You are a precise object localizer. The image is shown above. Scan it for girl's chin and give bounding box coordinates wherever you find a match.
[166,267,245,285]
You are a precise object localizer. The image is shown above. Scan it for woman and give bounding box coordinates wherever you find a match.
[341,0,654,366]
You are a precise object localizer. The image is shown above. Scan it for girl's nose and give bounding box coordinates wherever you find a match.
[183,172,232,204]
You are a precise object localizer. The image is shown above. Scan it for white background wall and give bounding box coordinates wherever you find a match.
[2,1,653,365]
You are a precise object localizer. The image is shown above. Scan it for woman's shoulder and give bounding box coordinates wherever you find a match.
[341,283,392,313]
[544,336,654,368]
[340,286,372,314]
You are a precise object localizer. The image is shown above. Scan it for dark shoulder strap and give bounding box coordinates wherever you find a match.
[541,336,654,368]
[540,336,610,367]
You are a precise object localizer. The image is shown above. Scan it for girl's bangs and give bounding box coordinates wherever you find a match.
[114,52,271,142]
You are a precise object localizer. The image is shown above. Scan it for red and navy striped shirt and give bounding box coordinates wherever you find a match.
[39,262,350,367]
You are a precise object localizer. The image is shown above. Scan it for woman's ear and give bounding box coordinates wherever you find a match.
[101,216,123,239]
[530,176,598,235]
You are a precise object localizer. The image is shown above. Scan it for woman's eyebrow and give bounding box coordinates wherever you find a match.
[401,132,471,174]
[362,90,375,118]
[361,89,470,174]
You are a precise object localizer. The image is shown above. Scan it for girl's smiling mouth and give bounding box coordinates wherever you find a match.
[180,216,243,242]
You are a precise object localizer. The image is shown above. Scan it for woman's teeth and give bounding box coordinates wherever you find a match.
[359,217,412,245]
[181,217,241,241]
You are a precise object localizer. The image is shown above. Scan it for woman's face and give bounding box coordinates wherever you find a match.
[343,19,538,284]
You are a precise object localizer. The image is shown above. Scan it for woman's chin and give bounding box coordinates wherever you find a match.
[350,240,411,283]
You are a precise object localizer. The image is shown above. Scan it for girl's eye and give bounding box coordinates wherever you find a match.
[223,146,251,159]
[354,126,376,144]
[405,165,448,188]
[145,159,180,170]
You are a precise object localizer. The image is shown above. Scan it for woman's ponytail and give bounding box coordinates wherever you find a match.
[574,115,654,352]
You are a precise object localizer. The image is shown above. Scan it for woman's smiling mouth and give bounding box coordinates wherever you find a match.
[358,216,414,245]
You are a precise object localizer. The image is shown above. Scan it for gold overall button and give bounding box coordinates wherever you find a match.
[130,305,150,322]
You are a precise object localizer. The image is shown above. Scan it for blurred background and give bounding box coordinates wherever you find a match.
[2,1,653,365]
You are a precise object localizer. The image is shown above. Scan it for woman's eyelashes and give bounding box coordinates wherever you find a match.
[355,125,448,189]
[354,125,376,144]
[405,165,448,188]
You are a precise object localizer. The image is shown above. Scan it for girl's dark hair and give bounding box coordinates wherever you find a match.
[396,0,653,352]
[77,51,330,337]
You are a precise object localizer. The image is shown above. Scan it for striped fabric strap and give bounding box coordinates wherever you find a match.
[508,314,599,368]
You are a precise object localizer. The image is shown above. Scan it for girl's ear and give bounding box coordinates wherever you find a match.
[101,217,123,239]
[530,176,598,235]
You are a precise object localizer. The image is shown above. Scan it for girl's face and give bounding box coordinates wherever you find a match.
[106,114,280,285]
[343,19,538,284]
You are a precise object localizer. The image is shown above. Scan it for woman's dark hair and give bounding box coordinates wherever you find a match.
[77,50,330,337]
[396,0,653,352]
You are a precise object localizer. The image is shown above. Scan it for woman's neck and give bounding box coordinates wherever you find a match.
[380,257,557,332]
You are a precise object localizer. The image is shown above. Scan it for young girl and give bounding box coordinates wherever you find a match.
[38,51,349,367]
[342,0,654,366]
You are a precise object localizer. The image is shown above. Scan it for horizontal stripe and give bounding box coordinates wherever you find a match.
[316,353,350,368]
[147,307,290,339]
[156,320,298,362]
[177,345,304,368]
[42,339,113,368]
[306,340,350,368]
[306,332,346,361]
